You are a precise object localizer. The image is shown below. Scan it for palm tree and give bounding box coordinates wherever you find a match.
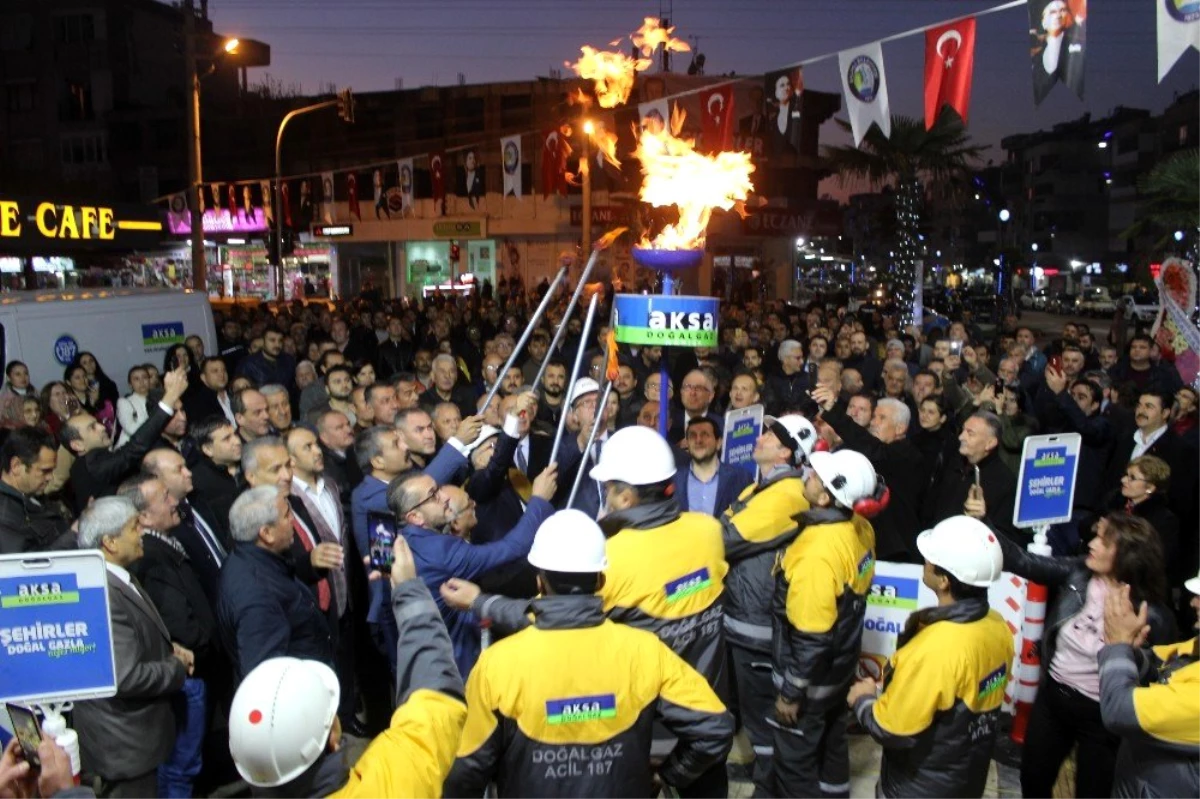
[1121,148,1199,257]
[824,111,985,325]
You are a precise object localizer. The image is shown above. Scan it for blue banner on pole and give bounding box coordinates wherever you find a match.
[1013,433,1081,528]
[722,404,762,483]
[0,552,117,705]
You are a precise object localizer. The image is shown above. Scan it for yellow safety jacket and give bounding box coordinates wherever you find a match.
[770,507,875,709]
[720,467,809,651]
[602,504,729,696]
[444,595,734,798]
[852,600,1014,798]
[1099,637,1199,798]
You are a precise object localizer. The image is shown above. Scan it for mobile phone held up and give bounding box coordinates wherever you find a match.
[949,340,964,357]
[1049,354,1063,374]
[6,703,42,769]
[368,518,395,574]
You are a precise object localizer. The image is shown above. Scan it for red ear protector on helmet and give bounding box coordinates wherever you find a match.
[854,477,890,519]
[827,474,890,519]
[812,438,831,453]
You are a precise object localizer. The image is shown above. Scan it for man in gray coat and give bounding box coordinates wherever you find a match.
[72,496,192,797]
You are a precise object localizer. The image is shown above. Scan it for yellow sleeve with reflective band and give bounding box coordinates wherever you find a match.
[784,550,841,634]
[724,480,809,544]
[455,652,500,758]
[870,638,959,737]
[333,689,467,799]
[1131,660,1200,747]
[657,638,729,714]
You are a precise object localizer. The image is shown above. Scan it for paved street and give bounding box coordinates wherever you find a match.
[1016,308,1113,341]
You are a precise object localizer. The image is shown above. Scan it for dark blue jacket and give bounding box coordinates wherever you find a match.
[673,461,753,518]
[351,444,469,625]
[234,351,297,392]
[216,543,333,681]
[402,496,553,679]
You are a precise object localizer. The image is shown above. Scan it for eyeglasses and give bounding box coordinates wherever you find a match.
[404,484,441,515]
[1121,472,1146,483]
[682,383,712,393]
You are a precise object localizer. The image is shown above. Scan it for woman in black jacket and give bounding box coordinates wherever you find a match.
[997,512,1176,799]
[1106,455,1180,566]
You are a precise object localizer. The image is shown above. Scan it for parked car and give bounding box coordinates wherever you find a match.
[1048,292,1077,314]
[1024,288,1051,310]
[1076,286,1117,317]
[1119,294,1160,324]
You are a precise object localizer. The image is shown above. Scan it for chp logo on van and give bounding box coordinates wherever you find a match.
[53,335,79,366]
[613,295,719,348]
[142,322,185,352]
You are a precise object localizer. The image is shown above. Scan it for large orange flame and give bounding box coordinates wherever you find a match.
[631,17,690,58]
[633,105,755,250]
[568,19,690,109]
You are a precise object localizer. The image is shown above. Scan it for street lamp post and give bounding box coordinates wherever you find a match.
[274,99,339,298]
[183,1,205,291]
[997,208,1011,315]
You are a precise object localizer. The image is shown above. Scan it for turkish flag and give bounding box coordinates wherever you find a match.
[430,152,446,212]
[541,127,568,197]
[281,182,293,228]
[346,172,361,220]
[700,85,735,152]
[924,17,976,129]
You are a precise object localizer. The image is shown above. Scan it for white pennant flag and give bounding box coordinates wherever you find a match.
[638,98,670,135]
[397,158,414,212]
[500,135,522,198]
[838,41,891,147]
[1157,0,1200,82]
[320,171,335,224]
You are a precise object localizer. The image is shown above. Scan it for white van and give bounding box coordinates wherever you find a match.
[0,288,216,388]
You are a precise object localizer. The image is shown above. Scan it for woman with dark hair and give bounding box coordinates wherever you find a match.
[996,512,1175,798]
[353,360,376,388]
[911,395,957,488]
[163,343,199,378]
[0,361,35,428]
[64,364,116,435]
[39,381,76,438]
[72,351,120,410]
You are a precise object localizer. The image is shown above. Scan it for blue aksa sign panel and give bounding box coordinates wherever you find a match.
[0,551,117,704]
[1013,433,1081,528]
[722,404,762,483]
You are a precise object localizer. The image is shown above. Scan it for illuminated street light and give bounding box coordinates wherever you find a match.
[1175,230,1185,242]
[998,209,1011,223]
[223,38,240,54]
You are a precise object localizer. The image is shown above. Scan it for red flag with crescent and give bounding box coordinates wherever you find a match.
[226,183,237,218]
[699,84,734,153]
[541,127,568,197]
[430,153,446,203]
[281,182,293,228]
[924,17,977,129]
[346,172,361,220]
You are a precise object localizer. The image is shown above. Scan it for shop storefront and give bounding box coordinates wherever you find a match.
[216,241,337,301]
[404,237,497,296]
[0,195,169,292]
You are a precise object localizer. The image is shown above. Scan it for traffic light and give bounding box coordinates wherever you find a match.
[336,88,354,124]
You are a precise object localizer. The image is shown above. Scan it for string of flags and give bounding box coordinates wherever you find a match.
[162,0,1199,230]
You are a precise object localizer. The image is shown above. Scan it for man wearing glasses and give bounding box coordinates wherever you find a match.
[670,368,723,444]
[386,465,558,679]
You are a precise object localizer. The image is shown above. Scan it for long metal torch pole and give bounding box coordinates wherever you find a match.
[549,292,599,465]
[567,379,615,508]
[480,265,567,410]
[531,247,601,391]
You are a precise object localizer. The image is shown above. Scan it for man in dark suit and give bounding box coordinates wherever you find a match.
[73,496,190,798]
[1105,389,1197,529]
[63,367,188,512]
[188,417,244,541]
[183,357,235,428]
[122,473,216,798]
[143,448,227,605]
[673,417,752,518]
[315,408,362,505]
[217,484,334,681]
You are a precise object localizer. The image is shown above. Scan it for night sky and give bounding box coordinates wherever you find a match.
[209,0,1197,170]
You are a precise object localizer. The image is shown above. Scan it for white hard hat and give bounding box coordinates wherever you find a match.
[766,414,819,464]
[589,425,677,485]
[527,509,608,572]
[568,377,600,406]
[1185,572,1200,596]
[916,516,1004,587]
[229,657,339,788]
[808,449,877,509]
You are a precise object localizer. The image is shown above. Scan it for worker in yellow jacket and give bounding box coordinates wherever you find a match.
[443,509,734,798]
[227,537,466,798]
[1100,571,1200,798]
[758,449,884,798]
[847,516,1014,798]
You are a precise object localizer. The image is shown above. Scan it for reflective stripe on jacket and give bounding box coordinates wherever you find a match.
[853,599,1014,798]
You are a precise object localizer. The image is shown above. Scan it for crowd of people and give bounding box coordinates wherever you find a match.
[0,282,1195,799]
